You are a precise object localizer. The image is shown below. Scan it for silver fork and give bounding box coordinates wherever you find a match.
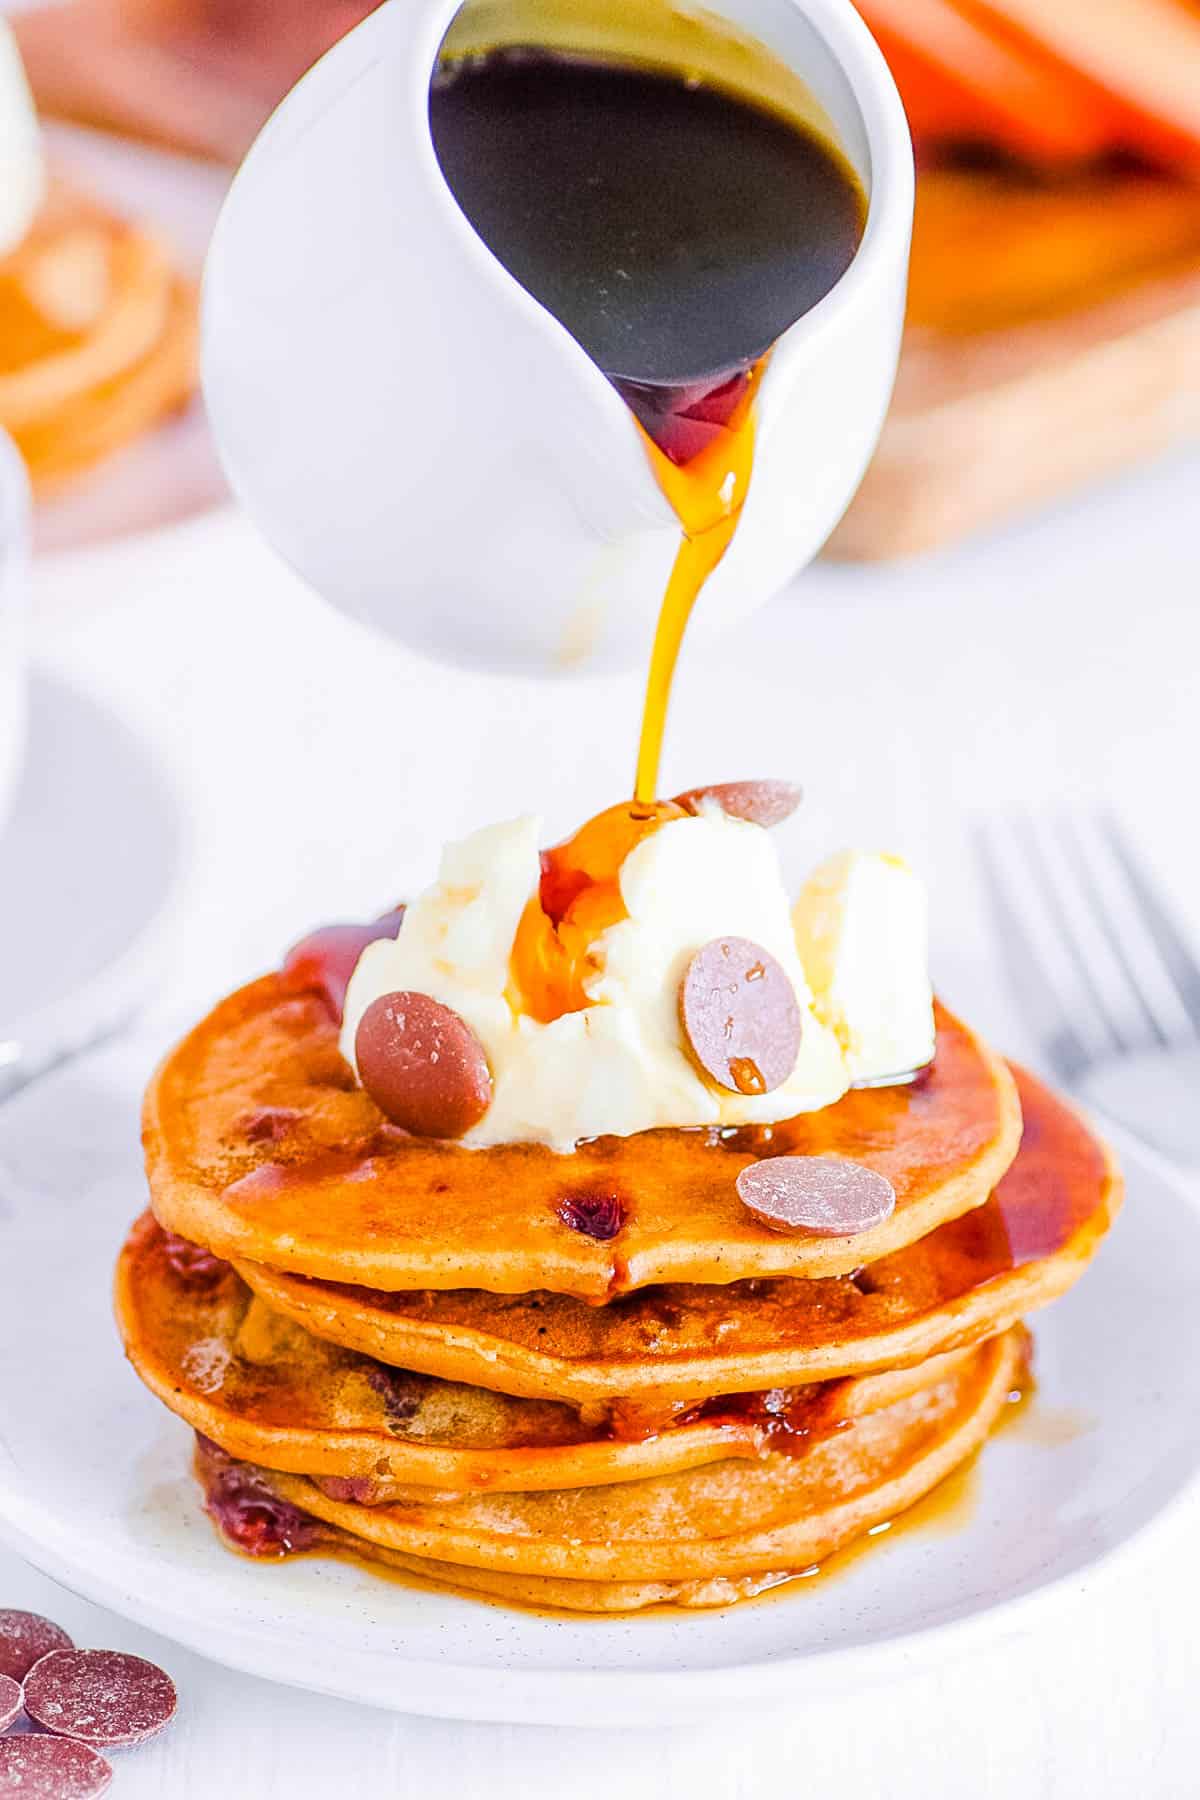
[975,813,1200,1166]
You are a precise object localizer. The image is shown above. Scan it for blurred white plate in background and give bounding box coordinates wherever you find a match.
[0,670,183,1096]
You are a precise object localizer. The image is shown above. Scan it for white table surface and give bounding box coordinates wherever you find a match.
[7,440,1200,1795]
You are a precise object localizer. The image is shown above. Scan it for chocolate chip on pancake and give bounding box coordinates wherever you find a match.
[197,1436,323,1557]
[365,1364,428,1428]
[0,1737,114,1799]
[355,992,492,1138]
[239,1105,302,1145]
[160,1232,229,1291]
[673,780,802,828]
[22,1650,176,1748]
[0,1609,73,1683]
[282,906,406,1019]
[737,1155,896,1236]
[680,937,801,1095]
[0,1672,22,1732]
[556,1190,626,1240]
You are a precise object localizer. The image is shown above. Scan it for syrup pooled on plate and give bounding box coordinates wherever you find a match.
[429,45,866,799]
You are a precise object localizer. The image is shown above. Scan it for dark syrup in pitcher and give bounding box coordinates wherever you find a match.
[429,40,866,802]
[428,48,865,463]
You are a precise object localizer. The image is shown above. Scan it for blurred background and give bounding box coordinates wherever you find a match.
[2,0,1198,1132]
[1,2,1198,1792]
[3,0,1196,1059]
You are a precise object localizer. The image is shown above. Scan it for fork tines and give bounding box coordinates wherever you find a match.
[975,813,1200,1083]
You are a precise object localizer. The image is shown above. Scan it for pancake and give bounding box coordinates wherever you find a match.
[116,1211,979,1494]
[236,1065,1118,1404]
[0,180,197,489]
[144,981,1021,1299]
[196,1330,1024,1599]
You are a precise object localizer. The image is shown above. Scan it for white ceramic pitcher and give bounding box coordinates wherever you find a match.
[203,0,912,677]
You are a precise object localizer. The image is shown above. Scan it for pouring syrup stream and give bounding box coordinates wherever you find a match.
[632,359,765,805]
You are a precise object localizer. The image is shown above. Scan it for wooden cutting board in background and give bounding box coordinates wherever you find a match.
[828,167,1200,558]
[15,6,1200,559]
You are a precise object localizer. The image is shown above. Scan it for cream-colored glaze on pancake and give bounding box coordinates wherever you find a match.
[144,984,1021,1299]
[116,1211,978,1494]
[248,1332,1023,1583]
[236,1065,1119,1404]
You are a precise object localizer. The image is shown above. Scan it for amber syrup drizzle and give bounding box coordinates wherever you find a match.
[633,359,766,807]
[511,354,767,1024]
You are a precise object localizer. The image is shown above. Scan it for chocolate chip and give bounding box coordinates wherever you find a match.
[160,1232,229,1290]
[282,907,406,1019]
[22,1650,176,1748]
[556,1191,626,1241]
[239,1106,302,1144]
[736,1155,896,1236]
[0,1673,21,1732]
[365,1365,427,1429]
[0,1737,113,1798]
[673,780,802,829]
[0,1611,73,1684]
[314,1474,377,1505]
[355,992,492,1139]
[679,937,801,1095]
[196,1435,322,1558]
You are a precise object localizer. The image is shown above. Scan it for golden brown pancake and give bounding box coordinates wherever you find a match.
[144,982,1021,1299]
[236,1065,1118,1404]
[196,1330,1023,1602]
[116,1211,980,1494]
[0,179,197,489]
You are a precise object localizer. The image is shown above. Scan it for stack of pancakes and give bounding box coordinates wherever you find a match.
[118,970,1120,1612]
[0,180,196,490]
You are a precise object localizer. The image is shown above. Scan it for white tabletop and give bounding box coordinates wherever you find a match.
[8,441,1200,1795]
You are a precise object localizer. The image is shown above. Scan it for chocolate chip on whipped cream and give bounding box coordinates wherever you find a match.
[355,991,493,1139]
[680,936,802,1096]
[673,779,802,829]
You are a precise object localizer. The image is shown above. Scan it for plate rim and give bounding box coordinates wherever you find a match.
[1,1123,1196,1726]
[0,668,189,1079]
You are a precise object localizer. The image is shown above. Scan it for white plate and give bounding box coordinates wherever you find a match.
[0,670,184,1093]
[0,1062,1195,1728]
[32,124,229,554]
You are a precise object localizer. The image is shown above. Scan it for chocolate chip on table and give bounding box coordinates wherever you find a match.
[0,1673,21,1732]
[0,1737,113,1798]
[673,780,803,828]
[679,937,801,1095]
[22,1649,177,1748]
[355,992,493,1138]
[736,1154,896,1237]
[0,1610,73,1684]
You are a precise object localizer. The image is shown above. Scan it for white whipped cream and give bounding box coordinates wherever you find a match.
[792,850,935,1083]
[341,814,933,1151]
[0,24,43,259]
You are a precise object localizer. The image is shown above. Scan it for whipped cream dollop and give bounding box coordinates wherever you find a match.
[0,25,43,259]
[341,812,934,1152]
[792,850,936,1084]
